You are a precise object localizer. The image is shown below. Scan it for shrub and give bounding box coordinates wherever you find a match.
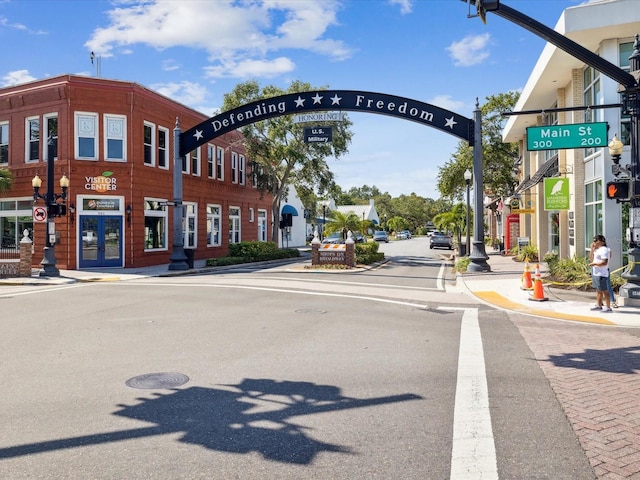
[546,255,592,289]
[208,241,299,266]
[454,256,471,273]
[355,242,384,265]
[512,244,539,262]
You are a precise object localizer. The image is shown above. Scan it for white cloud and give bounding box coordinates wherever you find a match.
[427,94,465,112]
[1,69,36,87]
[85,0,352,78]
[389,0,413,15]
[149,80,209,109]
[447,33,491,67]
[204,57,295,79]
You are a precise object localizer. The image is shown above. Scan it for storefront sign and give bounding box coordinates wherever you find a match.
[543,177,570,210]
[317,244,346,264]
[84,171,117,192]
[83,198,121,211]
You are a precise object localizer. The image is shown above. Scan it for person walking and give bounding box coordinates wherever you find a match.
[589,234,611,312]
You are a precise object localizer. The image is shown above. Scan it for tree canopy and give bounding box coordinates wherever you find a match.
[437,92,520,201]
[222,80,354,242]
[0,168,12,194]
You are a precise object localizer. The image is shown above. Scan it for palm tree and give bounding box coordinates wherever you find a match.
[325,210,359,237]
[433,203,468,246]
[0,168,12,194]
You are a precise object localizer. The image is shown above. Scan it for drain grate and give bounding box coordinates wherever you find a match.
[295,308,327,314]
[125,372,189,389]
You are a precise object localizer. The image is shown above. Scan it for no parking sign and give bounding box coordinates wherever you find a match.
[33,206,47,223]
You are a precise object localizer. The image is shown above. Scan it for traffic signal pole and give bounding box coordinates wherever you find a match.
[464,0,640,304]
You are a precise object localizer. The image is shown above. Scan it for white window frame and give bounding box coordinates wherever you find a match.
[207,144,215,178]
[158,127,169,169]
[143,122,155,166]
[231,151,238,183]
[207,204,222,247]
[0,122,8,166]
[258,209,267,242]
[75,112,99,160]
[229,206,241,244]
[183,202,197,248]
[249,207,254,222]
[191,147,201,177]
[104,114,126,162]
[43,113,58,163]
[25,116,40,163]
[144,198,168,251]
[216,146,224,180]
[239,154,246,185]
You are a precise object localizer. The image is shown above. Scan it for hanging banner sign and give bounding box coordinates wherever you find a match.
[544,177,570,210]
[293,111,343,123]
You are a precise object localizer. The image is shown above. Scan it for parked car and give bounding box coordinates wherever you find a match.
[401,230,412,239]
[372,230,389,243]
[322,232,345,244]
[430,232,453,250]
[352,231,366,243]
[395,230,410,240]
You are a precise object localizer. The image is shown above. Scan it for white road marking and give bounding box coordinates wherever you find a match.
[444,307,498,479]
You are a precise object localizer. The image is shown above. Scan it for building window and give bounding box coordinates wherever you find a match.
[44,114,58,163]
[183,202,197,248]
[207,145,215,178]
[1,199,33,249]
[258,209,267,242]
[231,152,238,183]
[207,204,221,246]
[583,66,603,156]
[158,127,169,169]
[229,206,241,244]
[26,117,39,163]
[144,122,155,166]
[0,123,9,166]
[216,147,224,180]
[249,207,254,222]
[144,199,167,251]
[543,108,558,162]
[105,115,126,161]
[191,147,200,176]
[239,154,246,185]
[584,180,603,254]
[548,212,560,254]
[76,113,98,160]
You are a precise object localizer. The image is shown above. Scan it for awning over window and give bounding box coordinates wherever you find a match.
[281,204,299,216]
[514,155,558,194]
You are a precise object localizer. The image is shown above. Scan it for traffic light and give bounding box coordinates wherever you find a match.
[606,180,631,201]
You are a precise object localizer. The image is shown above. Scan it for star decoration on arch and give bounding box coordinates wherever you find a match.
[330,94,342,105]
[294,96,306,108]
[311,93,323,104]
[194,130,203,141]
[444,116,457,129]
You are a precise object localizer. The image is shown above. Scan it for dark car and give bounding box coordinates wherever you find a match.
[372,230,389,243]
[430,232,453,250]
[321,232,345,244]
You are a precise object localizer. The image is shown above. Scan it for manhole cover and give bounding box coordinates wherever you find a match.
[295,308,327,314]
[125,372,189,389]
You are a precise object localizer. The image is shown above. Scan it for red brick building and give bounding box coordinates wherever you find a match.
[0,75,273,270]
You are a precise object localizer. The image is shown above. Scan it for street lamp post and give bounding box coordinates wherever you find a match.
[464,169,472,256]
[32,138,69,277]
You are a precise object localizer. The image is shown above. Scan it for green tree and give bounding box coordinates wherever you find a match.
[0,168,12,194]
[433,203,468,246]
[386,215,409,234]
[437,92,520,200]
[222,80,354,242]
[325,210,359,236]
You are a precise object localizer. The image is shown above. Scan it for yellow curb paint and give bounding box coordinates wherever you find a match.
[474,291,615,325]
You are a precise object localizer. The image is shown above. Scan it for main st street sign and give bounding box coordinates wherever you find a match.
[526,122,608,151]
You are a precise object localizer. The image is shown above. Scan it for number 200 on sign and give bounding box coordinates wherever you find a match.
[530,137,603,149]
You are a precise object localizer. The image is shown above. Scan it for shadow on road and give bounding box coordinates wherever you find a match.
[544,346,640,374]
[0,378,422,464]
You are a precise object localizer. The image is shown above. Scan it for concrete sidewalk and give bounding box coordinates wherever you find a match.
[457,252,640,328]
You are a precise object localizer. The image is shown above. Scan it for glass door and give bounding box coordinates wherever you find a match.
[79,215,123,268]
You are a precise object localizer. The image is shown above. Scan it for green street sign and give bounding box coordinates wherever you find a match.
[527,122,607,151]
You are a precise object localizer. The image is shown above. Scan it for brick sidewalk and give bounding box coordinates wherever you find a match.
[514,316,640,479]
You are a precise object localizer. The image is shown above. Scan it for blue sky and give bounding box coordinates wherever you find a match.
[0,0,585,198]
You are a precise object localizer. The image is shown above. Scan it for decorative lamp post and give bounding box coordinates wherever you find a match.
[464,169,472,256]
[32,167,70,277]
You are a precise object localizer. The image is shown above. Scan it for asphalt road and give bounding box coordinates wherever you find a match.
[0,237,595,479]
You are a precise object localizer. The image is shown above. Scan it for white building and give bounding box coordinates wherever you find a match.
[502,0,640,272]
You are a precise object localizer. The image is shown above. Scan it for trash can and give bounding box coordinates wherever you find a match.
[184,248,195,269]
[458,243,467,256]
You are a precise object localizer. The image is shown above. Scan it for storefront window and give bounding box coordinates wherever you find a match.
[183,203,197,248]
[1,199,33,248]
[585,180,603,254]
[549,212,560,254]
[144,199,167,251]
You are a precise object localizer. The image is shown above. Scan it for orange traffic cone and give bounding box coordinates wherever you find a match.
[521,259,533,290]
[529,263,548,302]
